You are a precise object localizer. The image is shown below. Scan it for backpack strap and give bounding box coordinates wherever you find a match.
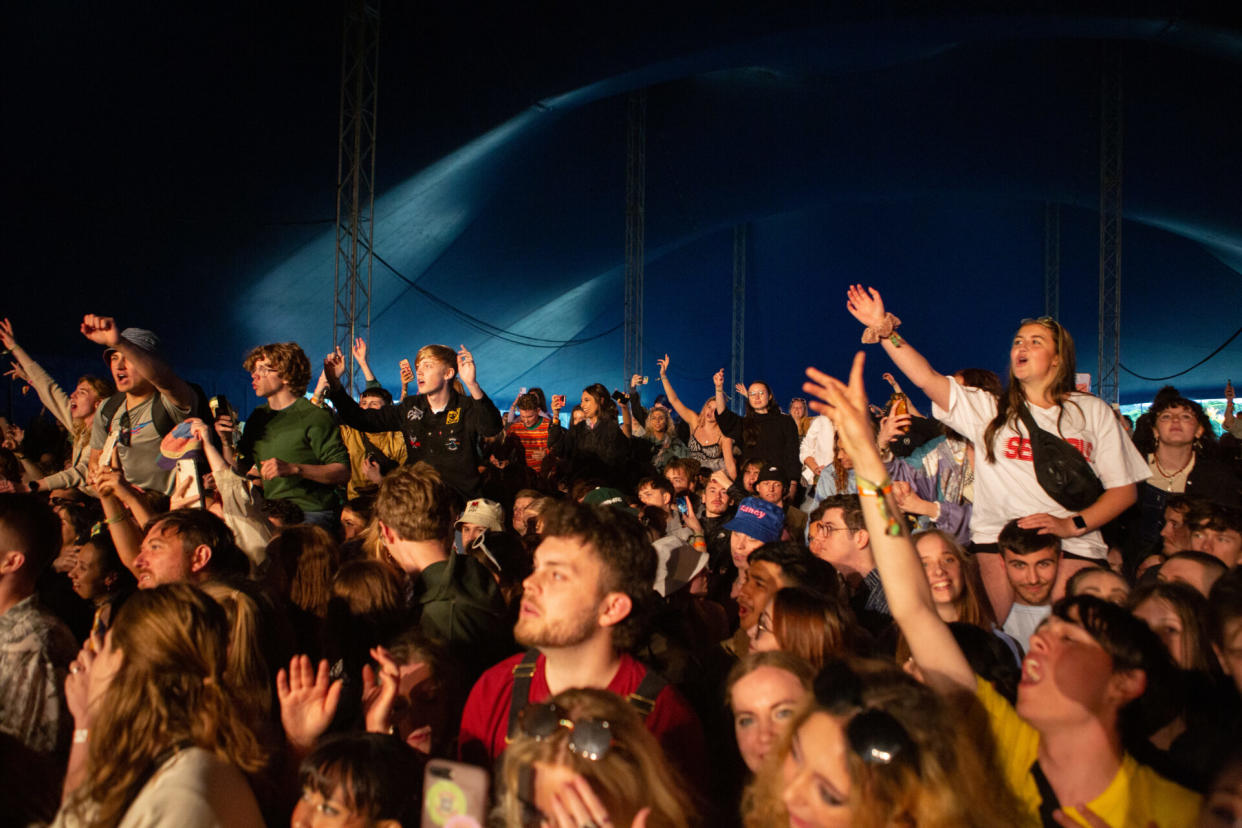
[505,649,541,743]
[625,666,669,718]
[98,392,126,431]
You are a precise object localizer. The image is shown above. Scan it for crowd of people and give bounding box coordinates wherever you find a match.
[0,290,1240,827]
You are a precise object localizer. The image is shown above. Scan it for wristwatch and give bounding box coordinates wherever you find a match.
[1071,514,1088,532]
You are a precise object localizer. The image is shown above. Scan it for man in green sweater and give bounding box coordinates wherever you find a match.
[225,342,350,528]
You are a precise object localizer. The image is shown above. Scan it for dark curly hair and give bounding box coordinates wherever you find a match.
[539,499,656,651]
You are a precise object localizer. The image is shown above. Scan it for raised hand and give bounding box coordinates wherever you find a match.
[352,336,368,365]
[734,382,748,396]
[361,646,400,735]
[457,345,477,387]
[882,372,904,392]
[1226,381,1234,401]
[845,284,887,329]
[212,414,236,442]
[629,373,644,389]
[713,368,725,389]
[80,314,121,347]
[323,347,346,382]
[876,412,911,447]
[0,318,16,350]
[276,655,342,751]
[657,355,670,376]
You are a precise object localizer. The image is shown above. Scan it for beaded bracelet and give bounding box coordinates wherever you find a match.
[855,474,903,537]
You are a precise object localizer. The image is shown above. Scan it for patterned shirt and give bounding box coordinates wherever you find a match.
[0,594,77,755]
[506,417,552,472]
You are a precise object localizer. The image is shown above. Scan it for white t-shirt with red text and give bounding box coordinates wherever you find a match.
[933,383,1148,559]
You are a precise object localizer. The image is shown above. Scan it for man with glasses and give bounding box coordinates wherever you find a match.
[83,315,197,494]
[228,342,349,528]
[808,494,892,635]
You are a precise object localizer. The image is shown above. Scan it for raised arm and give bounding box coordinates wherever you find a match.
[352,337,377,383]
[803,351,974,694]
[656,355,700,428]
[80,315,195,410]
[0,319,75,430]
[845,286,952,412]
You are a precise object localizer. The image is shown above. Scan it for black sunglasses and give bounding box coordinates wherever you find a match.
[518,703,615,761]
[813,660,920,770]
[118,409,132,447]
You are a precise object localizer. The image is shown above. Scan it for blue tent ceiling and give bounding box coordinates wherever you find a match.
[5,4,1242,420]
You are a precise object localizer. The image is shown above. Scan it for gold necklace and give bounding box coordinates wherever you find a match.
[1151,452,1192,479]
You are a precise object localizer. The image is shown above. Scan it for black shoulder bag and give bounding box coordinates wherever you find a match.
[1015,403,1104,512]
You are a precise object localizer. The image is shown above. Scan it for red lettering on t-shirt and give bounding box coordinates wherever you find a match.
[1002,435,1093,461]
[1003,436,1034,461]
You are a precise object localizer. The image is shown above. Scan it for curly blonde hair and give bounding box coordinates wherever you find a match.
[495,688,696,828]
[742,659,1025,828]
[71,583,267,828]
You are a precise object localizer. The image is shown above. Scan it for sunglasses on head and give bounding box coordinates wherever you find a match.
[813,660,920,771]
[518,702,615,761]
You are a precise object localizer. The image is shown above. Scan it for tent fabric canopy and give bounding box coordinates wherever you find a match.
[5,5,1241,420]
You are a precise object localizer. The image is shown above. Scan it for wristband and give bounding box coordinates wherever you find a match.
[74,728,89,744]
[104,514,127,526]
[860,312,903,344]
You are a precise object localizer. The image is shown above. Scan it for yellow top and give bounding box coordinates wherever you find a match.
[974,675,1201,828]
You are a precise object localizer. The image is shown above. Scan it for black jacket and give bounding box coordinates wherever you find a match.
[716,406,800,483]
[328,385,502,497]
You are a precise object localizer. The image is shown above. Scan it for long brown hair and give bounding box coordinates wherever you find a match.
[896,531,995,666]
[770,587,860,670]
[982,317,1079,463]
[742,659,1027,828]
[496,688,695,828]
[74,584,266,828]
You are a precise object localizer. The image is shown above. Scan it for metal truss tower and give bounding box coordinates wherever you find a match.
[731,224,748,414]
[1044,202,1060,320]
[332,0,381,396]
[1097,42,1123,404]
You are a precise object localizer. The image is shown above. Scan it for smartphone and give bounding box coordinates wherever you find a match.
[552,394,566,409]
[400,359,414,383]
[639,375,649,385]
[677,497,689,514]
[208,394,234,419]
[421,760,488,828]
[98,429,121,468]
[175,459,204,509]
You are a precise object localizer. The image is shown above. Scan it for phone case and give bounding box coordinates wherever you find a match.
[421,760,489,828]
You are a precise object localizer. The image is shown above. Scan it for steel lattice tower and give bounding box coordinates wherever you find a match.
[624,91,647,384]
[332,0,381,396]
[1097,42,1123,404]
[731,224,748,414]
